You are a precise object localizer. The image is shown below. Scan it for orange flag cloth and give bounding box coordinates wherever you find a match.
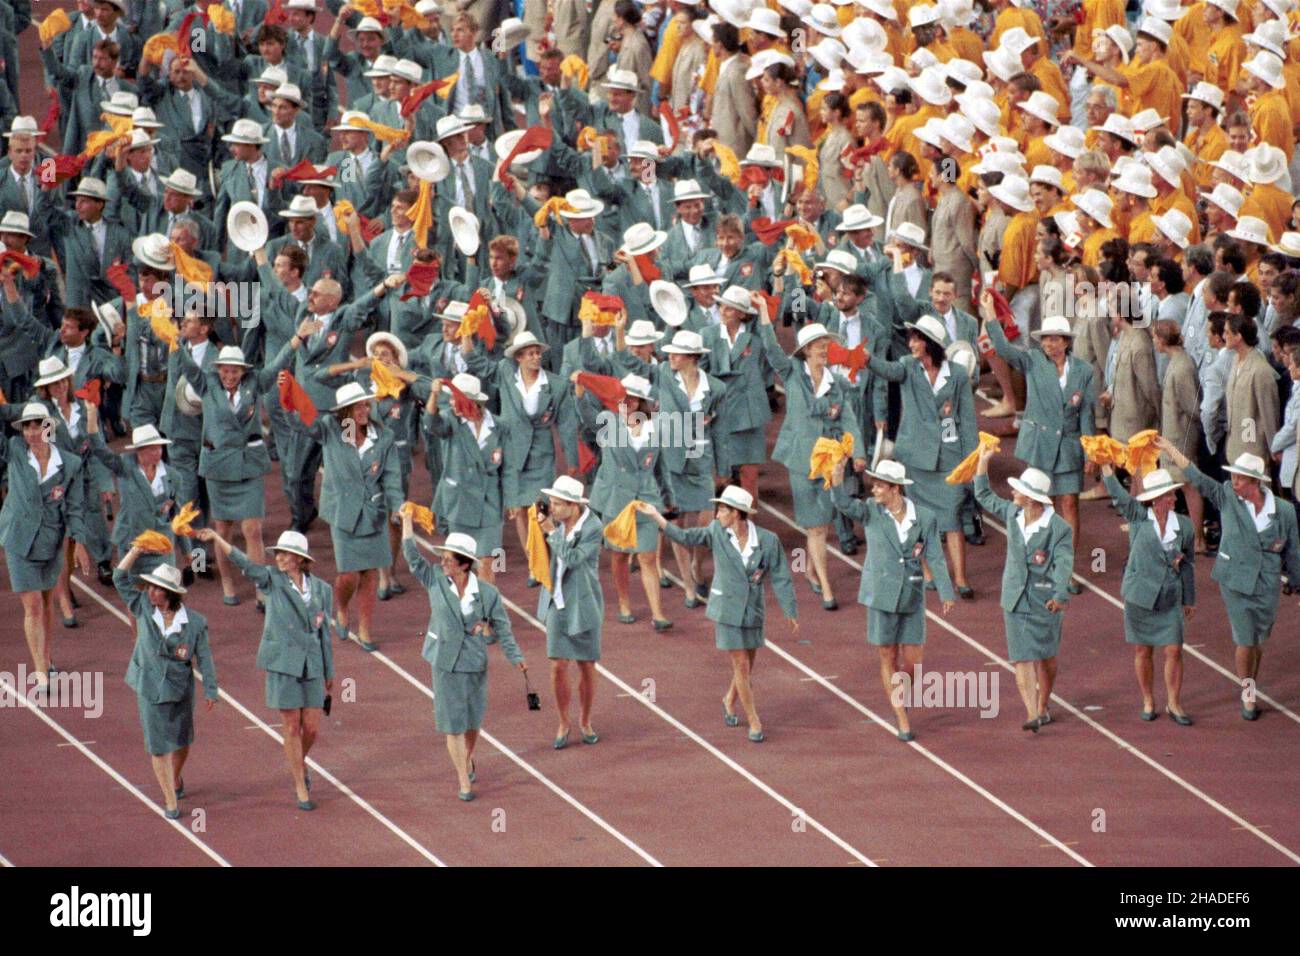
[827,342,867,382]
[1124,429,1162,476]
[603,499,641,549]
[278,372,318,426]
[171,243,213,291]
[525,505,553,591]
[946,431,1002,485]
[38,9,73,46]
[533,196,579,227]
[132,530,173,553]
[750,216,795,246]
[170,500,201,536]
[809,434,854,487]
[400,501,434,534]
[1080,434,1128,468]
[784,223,819,251]
[370,359,406,399]
[575,372,627,412]
[409,179,434,250]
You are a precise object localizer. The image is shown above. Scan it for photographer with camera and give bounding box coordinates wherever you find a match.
[535,475,605,750]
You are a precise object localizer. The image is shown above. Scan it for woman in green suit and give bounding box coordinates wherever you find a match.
[0,402,92,693]
[827,458,956,741]
[656,329,728,607]
[758,296,867,611]
[425,372,509,584]
[536,475,605,749]
[981,293,1095,585]
[974,445,1075,732]
[863,314,978,598]
[1157,439,1300,721]
[1100,463,1196,724]
[400,521,526,801]
[178,329,306,608]
[113,553,218,820]
[196,528,336,811]
[639,487,798,742]
[576,372,674,629]
[286,380,404,654]
[481,331,564,579]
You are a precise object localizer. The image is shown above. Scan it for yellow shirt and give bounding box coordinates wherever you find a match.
[1126,210,1158,244]
[1071,0,1127,62]
[1184,122,1228,190]
[1024,136,1052,170]
[649,13,687,86]
[948,27,984,65]
[1166,32,1191,86]
[1122,59,1182,131]
[1249,89,1294,163]
[990,7,1045,48]
[1199,26,1243,95]
[1030,58,1073,125]
[998,210,1041,292]
[1081,227,1121,268]
[1240,182,1291,243]
[1176,2,1212,72]
[1153,190,1202,245]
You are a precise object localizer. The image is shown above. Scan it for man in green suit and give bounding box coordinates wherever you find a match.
[134,53,242,188]
[59,177,134,311]
[534,189,615,370]
[0,120,61,256]
[39,33,136,157]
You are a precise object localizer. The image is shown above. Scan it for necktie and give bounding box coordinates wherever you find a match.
[228,389,239,411]
[462,52,479,103]
[684,222,695,253]
[88,222,102,264]
[582,236,598,276]
[21,173,33,214]
[247,164,259,204]
[646,184,661,229]
[280,128,292,163]
[457,161,474,206]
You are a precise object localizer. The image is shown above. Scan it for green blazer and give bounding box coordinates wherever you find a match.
[94,443,186,556]
[290,290,382,410]
[426,407,508,529]
[3,298,125,388]
[764,322,865,473]
[115,569,218,704]
[699,320,774,436]
[537,510,606,637]
[0,436,89,558]
[229,547,337,682]
[832,485,955,610]
[975,474,1075,612]
[987,317,1095,474]
[304,415,403,536]
[1184,464,1300,597]
[536,225,617,327]
[488,360,563,483]
[579,409,674,517]
[179,340,294,481]
[161,340,216,443]
[1104,474,1196,611]
[403,538,523,673]
[653,363,726,476]
[662,519,797,628]
[868,354,977,473]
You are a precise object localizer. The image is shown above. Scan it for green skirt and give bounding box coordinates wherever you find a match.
[448,522,503,561]
[504,454,556,510]
[868,606,926,646]
[330,522,393,573]
[7,550,62,594]
[788,466,835,528]
[265,666,327,710]
[433,668,488,734]
[546,614,601,661]
[1003,605,1063,662]
[908,466,962,533]
[715,623,764,651]
[1123,580,1183,646]
[207,475,265,522]
[673,464,716,513]
[714,426,766,474]
[1047,468,1082,496]
[137,689,195,756]
[1220,582,1278,647]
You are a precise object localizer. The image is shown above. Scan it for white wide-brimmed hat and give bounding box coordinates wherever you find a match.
[683,264,723,288]
[816,248,860,273]
[221,119,268,145]
[1202,182,1244,216]
[889,221,927,248]
[1269,232,1300,257]
[270,82,305,107]
[1092,113,1138,145]
[1136,16,1173,44]
[906,314,948,347]
[125,424,171,449]
[1071,188,1114,228]
[124,128,159,151]
[718,285,757,313]
[1113,163,1157,198]
[277,195,320,219]
[621,222,668,256]
[1032,315,1077,341]
[0,210,34,237]
[1206,0,1240,18]
[331,381,373,411]
[132,233,175,270]
[1029,164,1066,192]
[175,379,202,417]
[620,373,654,399]
[971,151,1026,177]
[33,357,73,388]
[1135,468,1183,501]
[227,201,269,253]
[1247,144,1288,184]
[1144,0,1188,20]
[811,38,848,73]
[603,67,641,92]
[407,139,451,182]
[69,177,109,201]
[3,116,45,139]
[449,206,480,256]
[650,280,688,327]
[541,475,588,505]
[1224,452,1270,482]
[939,114,976,154]
[268,530,314,561]
[1146,145,1186,187]
[332,109,374,131]
[711,485,757,513]
[909,66,952,106]
[366,331,409,369]
[1208,150,1249,182]
[982,45,1021,83]
[803,3,842,35]
[1228,215,1270,247]
[914,117,948,151]
[662,329,708,355]
[1153,209,1193,248]
[389,60,423,85]
[672,179,710,202]
[15,402,50,423]
[497,16,531,48]
[989,174,1035,212]
[493,129,543,167]
[361,55,399,79]
[100,90,139,116]
[794,322,840,354]
[962,98,1003,139]
[1181,81,1225,111]
[435,115,473,141]
[160,168,201,196]
[837,204,884,232]
[1128,108,1167,134]
[139,564,187,595]
[435,532,481,563]
[447,372,488,403]
[215,345,251,368]
[741,143,781,168]
[625,320,664,347]
[866,459,913,486]
[559,188,604,218]
[1018,90,1060,127]
[1008,467,1053,504]
[505,330,548,358]
[437,301,469,323]
[352,15,386,33]
[1043,125,1086,160]
[251,66,289,89]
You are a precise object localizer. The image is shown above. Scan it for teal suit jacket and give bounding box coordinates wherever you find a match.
[427,407,508,529]
[868,354,977,473]
[765,322,865,472]
[975,474,1075,612]
[663,519,797,628]
[0,437,89,557]
[832,485,955,610]
[1184,464,1300,597]
[537,511,606,637]
[230,547,337,682]
[1104,474,1196,611]
[306,416,403,536]
[116,570,218,704]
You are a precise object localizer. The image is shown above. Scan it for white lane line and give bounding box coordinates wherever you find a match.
[357,641,663,867]
[0,850,15,867]
[412,534,877,867]
[72,578,447,868]
[972,387,1300,726]
[759,500,1300,865]
[0,680,231,867]
[658,568,1090,866]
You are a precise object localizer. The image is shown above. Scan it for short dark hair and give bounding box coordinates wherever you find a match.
[1154,258,1184,294]
[257,24,287,46]
[274,243,308,277]
[1009,73,1041,95]
[1215,237,1246,275]
[840,273,867,296]
[614,0,641,26]
[64,307,97,333]
[823,92,850,120]
[1184,244,1214,277]
[1229,283,1262,321]
[909,329,947,365]
[1208,310,1229,338]
[890,151,919,180]
[713,21,741,53]
[931,271,955,288]
[1227,312,1259,345]
[1205,271,1238,307]
[1273,325,1300,349]
[1153,319,1182,347]
[93,40,120,60]
[1261,252,1288,273]
[858,100,886,130]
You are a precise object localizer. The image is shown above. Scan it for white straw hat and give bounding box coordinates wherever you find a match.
[650,280,688,327]
[794,322,841,354]
[1201,182,1244,217]
[504,330,548,357]
[865,459,913,485]
[1224,452,1270,482]
[710,485,757,513]
[1043,125,1086,159]
[989,174,1035,213]
[268,530,314,561]
[125,424,172,449]
[1008,467,1053,504]
[662,329,708,355]
[541,475,589,504]
[435,532,481,562]
[139,564,187,595]
[1152,209,1192,249]
[1135,468,1183,502]
[1032,315,1077,340]
[1071,188,1114,228]
[33,357,74,388]
[621,222,668,256]
[1227,216,1270,247]
[624,320,664,346]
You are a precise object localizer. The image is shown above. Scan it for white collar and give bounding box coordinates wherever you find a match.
[450,572,480,613]
[1017,505,1055,542]
[151,604,188,636]
[887,496,917,541]
[1243,488,1277,530]
[27,444,63,479]
[1148,507,1178,545]
[931,360,951,394]
[674,369,709,397]
[727,519,758,560]
[565,507,591,541]
[804,359,832,397]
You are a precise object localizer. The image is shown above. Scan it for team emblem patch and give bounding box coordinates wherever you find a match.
[912,540,924,558]
[175,645,189,660]
[1069,391,1082,407]
[370,460,381,474]
[492,447,503,465]
[314,612,325,629]
[750,567,765,584]
[49,486,64,501]
[941,401,952,417]
[642,452,654,469]
[326,332,339,348]
[539,409,553,425]
[740,263,753,277]
[389,406,402,419]
[1031,549,1048,565]
[1269,539,1285,553]
[827,403,841,420]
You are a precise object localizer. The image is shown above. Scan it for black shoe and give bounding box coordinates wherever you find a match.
[96,561,113,586]
[182,567,195,587]
[1066,581,1082,595]
[839,540,859,555]
[964,530,985,546]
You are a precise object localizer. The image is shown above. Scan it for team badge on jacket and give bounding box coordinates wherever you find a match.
[175,645,189,660]
[1031,549,1048,565]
